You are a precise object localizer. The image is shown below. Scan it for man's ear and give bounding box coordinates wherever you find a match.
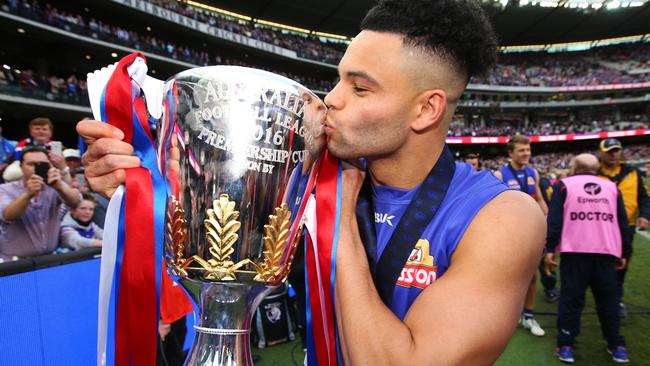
[411,89,446,132]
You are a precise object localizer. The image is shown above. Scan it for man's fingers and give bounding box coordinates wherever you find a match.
[85,155,141,178]
[82,138,135,165]
[87,169,127,199]
[76,120,125,143]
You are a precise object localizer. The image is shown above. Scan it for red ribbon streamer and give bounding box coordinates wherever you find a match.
[306,149,340,366]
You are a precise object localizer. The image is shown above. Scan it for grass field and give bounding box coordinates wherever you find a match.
[252,232,650,365]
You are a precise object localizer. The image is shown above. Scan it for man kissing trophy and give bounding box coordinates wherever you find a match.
[88,53,326,365]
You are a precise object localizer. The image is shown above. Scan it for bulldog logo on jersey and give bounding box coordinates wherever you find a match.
[396,239,438,289]
[527,176,535,186]
[507,179,520,188]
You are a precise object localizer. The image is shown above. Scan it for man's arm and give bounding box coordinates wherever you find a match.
[493,170,503,180]
[534,169,549,215]
[2,192,34,222]
[616,190,632,258]
[1,176,44,222]
[545,181,567,253]
[635,169,650,229]
[60,226,101,250]
[49,167,81,208]
[335,170,546,365]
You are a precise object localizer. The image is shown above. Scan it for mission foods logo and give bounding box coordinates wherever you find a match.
[396,239,438,289]
[583,182,602,196]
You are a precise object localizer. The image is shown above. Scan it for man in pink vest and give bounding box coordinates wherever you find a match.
[546,153,632,364]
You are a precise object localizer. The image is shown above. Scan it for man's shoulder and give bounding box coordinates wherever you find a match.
[469,190,545,242]
[451,189,546,277]
[450,163,507,198]
[0,180,23,195]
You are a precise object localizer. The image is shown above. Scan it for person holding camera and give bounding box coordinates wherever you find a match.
[0,146,80,261]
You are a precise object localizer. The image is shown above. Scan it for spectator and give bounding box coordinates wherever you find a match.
[60,192,103,250]
[464,152,482,171]
[597,138,650,318]
[0,121,16,168]
[545,153,632,363]
[13,117,71,181]
[0,146,81,261]
[90,189,109,229]
[14,117,54,159]
[63,148,82,174]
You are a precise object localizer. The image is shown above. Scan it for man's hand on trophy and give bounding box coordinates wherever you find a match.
[76,120,141,199]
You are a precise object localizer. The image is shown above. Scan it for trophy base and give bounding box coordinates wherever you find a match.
[179,277,275,366]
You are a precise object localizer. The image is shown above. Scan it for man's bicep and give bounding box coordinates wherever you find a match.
[403,191,545,364]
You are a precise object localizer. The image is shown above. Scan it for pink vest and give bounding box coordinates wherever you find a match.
[559,175,622,258]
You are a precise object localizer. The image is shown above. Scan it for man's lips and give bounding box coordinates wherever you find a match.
[323,116,335,135]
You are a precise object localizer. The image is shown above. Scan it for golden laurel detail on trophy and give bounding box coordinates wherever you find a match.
[254,204,291,282]
[166,197,189,276]
[167,194,296,283]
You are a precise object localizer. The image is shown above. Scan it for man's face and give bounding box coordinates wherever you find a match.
[600,148,621,167]
[29,124,52,144]
[509,143,531,166]
[323,31,417,160]
[66,158,82,169]
[466,157,480,170]
[71,200,96,222]
[21,151,49,180]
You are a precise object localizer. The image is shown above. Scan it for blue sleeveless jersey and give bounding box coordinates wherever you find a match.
[498,164,536,197]
[373,162,508,320]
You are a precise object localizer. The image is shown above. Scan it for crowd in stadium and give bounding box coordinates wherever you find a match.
[0,117,104,262]
[3,0,650,89]
[479,144,650,173]
[449,115,649,137]
[1,0,336,92]
[145,0,347,64]
[0,67,89,105]
[474,43,650,86]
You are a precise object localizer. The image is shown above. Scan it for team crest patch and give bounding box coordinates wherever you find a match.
[507,179,519,188]
[396,239,438,289]
[527,176,535,186]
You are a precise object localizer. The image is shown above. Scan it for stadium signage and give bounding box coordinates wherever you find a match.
[111,0,298,59]
[445,128,650,144]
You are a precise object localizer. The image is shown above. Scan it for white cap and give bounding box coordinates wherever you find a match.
[2,160,22,182]
[63,149,81,159]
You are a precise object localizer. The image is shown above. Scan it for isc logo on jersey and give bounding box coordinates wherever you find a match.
[507,179,519,188]
[396,239,438,289]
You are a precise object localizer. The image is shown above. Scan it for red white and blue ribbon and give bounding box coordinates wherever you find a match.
[91,53,168,366]
[304,149,343,366]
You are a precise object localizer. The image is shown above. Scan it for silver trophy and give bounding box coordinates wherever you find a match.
[158,66,326,365]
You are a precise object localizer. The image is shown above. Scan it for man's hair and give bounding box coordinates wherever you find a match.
[507,135,530,152]
[81,192,97,204]
[28,117,53,131]
[360,0,498,82]
[19,146,49,164]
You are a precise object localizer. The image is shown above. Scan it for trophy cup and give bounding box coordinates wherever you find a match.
[159,66,327,365]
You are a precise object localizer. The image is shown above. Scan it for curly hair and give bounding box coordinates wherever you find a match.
[360,0,498,82]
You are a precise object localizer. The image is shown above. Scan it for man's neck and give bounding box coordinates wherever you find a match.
[510,161,526,170]
[366,140,445,190]
[601,162,619,171]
